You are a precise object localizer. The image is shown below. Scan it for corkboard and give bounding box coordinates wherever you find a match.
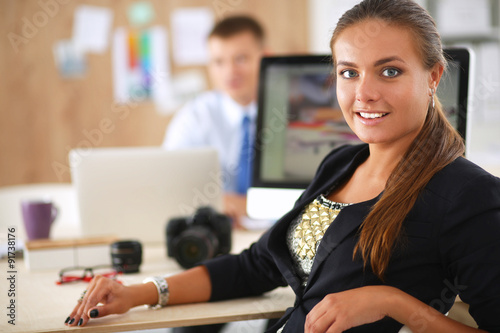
[0,0,308,186]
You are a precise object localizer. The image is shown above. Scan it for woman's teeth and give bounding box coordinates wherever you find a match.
[359,112,387,119]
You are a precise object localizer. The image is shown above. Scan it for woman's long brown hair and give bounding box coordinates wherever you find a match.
[330,0,465,280]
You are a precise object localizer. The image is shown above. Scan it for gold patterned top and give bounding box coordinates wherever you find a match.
[286,194,350,286]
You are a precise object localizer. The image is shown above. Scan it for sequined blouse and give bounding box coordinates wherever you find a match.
[286,194,350,287]
[277,195,350,333]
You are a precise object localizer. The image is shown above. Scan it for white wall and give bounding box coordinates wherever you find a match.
[308,0,361,54]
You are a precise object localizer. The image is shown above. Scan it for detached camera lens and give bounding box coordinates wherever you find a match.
[111,240,142,273]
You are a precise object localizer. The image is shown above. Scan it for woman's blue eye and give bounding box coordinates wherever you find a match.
[340,70,358,78]
[382,68,400,77]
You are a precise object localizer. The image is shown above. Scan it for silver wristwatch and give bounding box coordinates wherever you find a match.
[143,276,169,309]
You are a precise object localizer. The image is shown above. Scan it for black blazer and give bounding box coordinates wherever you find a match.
[204,144,500,332]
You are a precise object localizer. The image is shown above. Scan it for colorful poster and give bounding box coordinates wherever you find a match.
[112,26,174,113]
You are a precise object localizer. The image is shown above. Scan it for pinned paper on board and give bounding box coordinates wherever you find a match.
[53,39,87,78]
[113,26,176,113]
[170,70,207,108]
[53,5,113,79]
[171,7,215,66]
[73,5,114,54]
[127,1,155,27]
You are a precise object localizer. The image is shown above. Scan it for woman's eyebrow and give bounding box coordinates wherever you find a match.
[336,60,357,68]
[374,56,407,66]
[336,56,407,68]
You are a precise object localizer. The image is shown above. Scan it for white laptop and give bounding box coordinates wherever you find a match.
[70,147,223,243]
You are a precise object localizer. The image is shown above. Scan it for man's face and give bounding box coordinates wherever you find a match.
[208,31,263,106]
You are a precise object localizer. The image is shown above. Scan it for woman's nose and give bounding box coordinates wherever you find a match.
[355,74,381,103]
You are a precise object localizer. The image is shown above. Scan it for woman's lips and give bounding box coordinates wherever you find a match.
[358,112,388,119]
[355,111,389,125]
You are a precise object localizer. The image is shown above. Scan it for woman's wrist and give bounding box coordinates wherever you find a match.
[378,285,426,325]
[142,276,170,309]
[368,285,406,320]
[129,282,161,308]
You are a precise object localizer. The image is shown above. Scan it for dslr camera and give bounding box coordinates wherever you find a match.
[166,206,231,269]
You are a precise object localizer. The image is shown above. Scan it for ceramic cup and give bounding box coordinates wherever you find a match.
[21,200,58,240]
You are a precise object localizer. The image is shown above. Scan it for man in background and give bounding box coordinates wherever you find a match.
[163,16,265,228]
[163,15,274,333]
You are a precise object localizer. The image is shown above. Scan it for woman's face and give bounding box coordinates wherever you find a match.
[333,19,441,149]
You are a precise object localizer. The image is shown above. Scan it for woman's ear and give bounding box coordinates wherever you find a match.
[429,63,444,92]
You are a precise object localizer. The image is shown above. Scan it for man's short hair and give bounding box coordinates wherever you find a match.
[209,15,264,44]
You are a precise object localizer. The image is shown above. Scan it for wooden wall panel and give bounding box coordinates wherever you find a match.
[0,0,309,186]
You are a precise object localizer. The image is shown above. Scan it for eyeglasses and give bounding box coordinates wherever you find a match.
[56,265,122,285]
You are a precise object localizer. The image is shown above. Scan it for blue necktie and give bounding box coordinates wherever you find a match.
[237,114,252,194]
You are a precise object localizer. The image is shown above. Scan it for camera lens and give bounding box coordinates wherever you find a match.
[173,226,219,269]
[110,240,142,273]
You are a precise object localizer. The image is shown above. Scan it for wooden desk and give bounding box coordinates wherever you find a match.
[0,230,295,333]
[0,223,478,332]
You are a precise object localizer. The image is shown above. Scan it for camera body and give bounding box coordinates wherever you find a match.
[166,206,231,269]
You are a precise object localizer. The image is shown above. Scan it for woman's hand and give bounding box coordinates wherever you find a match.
[64,275,142,327]
[304,285,398,333]
[64,266,211,327]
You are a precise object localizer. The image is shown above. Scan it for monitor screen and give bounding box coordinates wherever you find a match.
[248,49,470,220]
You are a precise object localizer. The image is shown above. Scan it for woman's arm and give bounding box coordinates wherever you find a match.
[389,287,486,333]
[66,265,211,327]
[167,265,211,305]
[304,286,486,333]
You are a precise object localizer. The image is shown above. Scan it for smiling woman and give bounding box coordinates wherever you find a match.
[328,0,464,282]
[64,1,500,332]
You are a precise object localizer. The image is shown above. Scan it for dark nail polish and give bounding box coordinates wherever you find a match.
[69,318,75,325]
[64,316,71,324]
[90,309,99,318]
[78,318,83,326]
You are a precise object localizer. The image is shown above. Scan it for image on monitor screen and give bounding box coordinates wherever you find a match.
[263,64,360,185]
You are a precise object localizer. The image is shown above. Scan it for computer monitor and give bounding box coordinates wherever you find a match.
[247,48,471,220]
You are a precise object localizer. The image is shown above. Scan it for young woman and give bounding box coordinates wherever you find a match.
[66,0,500,331]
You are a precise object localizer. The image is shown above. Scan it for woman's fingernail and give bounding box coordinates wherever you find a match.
[64,316,71,324]
[69,318,75,325]
[78,318,83,326]
[90,309,99,318]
